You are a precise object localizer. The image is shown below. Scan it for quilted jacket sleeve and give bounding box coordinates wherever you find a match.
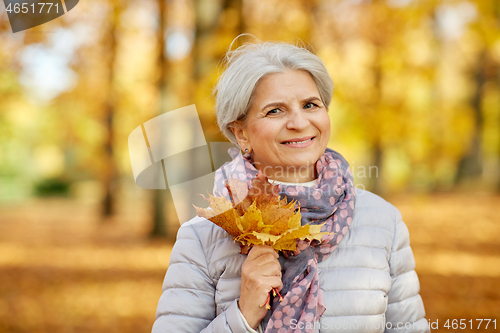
[151,221,250,333]
[385,207,429,333]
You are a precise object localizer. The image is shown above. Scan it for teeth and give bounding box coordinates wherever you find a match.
[284,138,312,144]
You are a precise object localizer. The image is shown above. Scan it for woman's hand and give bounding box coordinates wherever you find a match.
[239,245,283,329]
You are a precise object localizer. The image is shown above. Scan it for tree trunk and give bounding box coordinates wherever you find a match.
[150,0,169,238]
[101,0,121,219]
[369,43,384,194]
[455,51,485,184]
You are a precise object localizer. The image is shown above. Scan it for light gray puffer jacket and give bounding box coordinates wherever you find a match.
[152,189,429,333]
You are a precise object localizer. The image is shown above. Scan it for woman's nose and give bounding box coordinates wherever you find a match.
[286,108,310,130]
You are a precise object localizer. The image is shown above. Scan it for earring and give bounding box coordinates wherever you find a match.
[244,148,249,153]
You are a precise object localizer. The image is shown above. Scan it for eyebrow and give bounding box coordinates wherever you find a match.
[261,96,322,112]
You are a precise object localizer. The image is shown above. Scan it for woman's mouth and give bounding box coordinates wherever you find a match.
[281,137,315,148]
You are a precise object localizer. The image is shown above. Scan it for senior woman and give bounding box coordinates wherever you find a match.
[152,42,429,333]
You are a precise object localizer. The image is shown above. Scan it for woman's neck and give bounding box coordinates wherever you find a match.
[258,165,317,183]
[270,178,318,187]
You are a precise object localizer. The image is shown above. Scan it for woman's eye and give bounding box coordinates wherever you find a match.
[304,102,318,109]
[266,108,280,116]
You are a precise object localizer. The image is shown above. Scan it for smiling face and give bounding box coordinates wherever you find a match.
[230,69,331,183]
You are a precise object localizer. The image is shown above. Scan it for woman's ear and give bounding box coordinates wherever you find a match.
[229,121,250,149]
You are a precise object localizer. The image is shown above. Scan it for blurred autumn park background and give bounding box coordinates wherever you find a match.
[1,0,500,332]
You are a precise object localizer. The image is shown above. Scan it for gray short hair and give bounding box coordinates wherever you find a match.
[214,41,334,144]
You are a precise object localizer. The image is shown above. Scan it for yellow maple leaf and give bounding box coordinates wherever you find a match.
[194,171,331,253]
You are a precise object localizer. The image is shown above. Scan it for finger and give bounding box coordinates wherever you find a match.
[247,246,277,260]
[243,254,281,273]
[257,261,282,276]
[247,253,279,269]
[247,245,278,260]
[243,265,281,282]
[265,276,283,291]
[247,276,283,293]
[248,253,280,267]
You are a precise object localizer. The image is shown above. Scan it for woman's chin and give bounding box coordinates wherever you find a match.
[278,148,324,167]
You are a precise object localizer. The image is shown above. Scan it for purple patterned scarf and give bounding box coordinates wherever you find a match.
[213,147,356,333]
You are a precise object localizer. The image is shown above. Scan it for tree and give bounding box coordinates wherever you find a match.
[150,0,169,237]
[101,0,122,219]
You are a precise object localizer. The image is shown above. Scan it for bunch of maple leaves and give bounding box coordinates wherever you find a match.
[195,171,329,309]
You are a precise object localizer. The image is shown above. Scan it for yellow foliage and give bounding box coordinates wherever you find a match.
[194,171,329,253]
